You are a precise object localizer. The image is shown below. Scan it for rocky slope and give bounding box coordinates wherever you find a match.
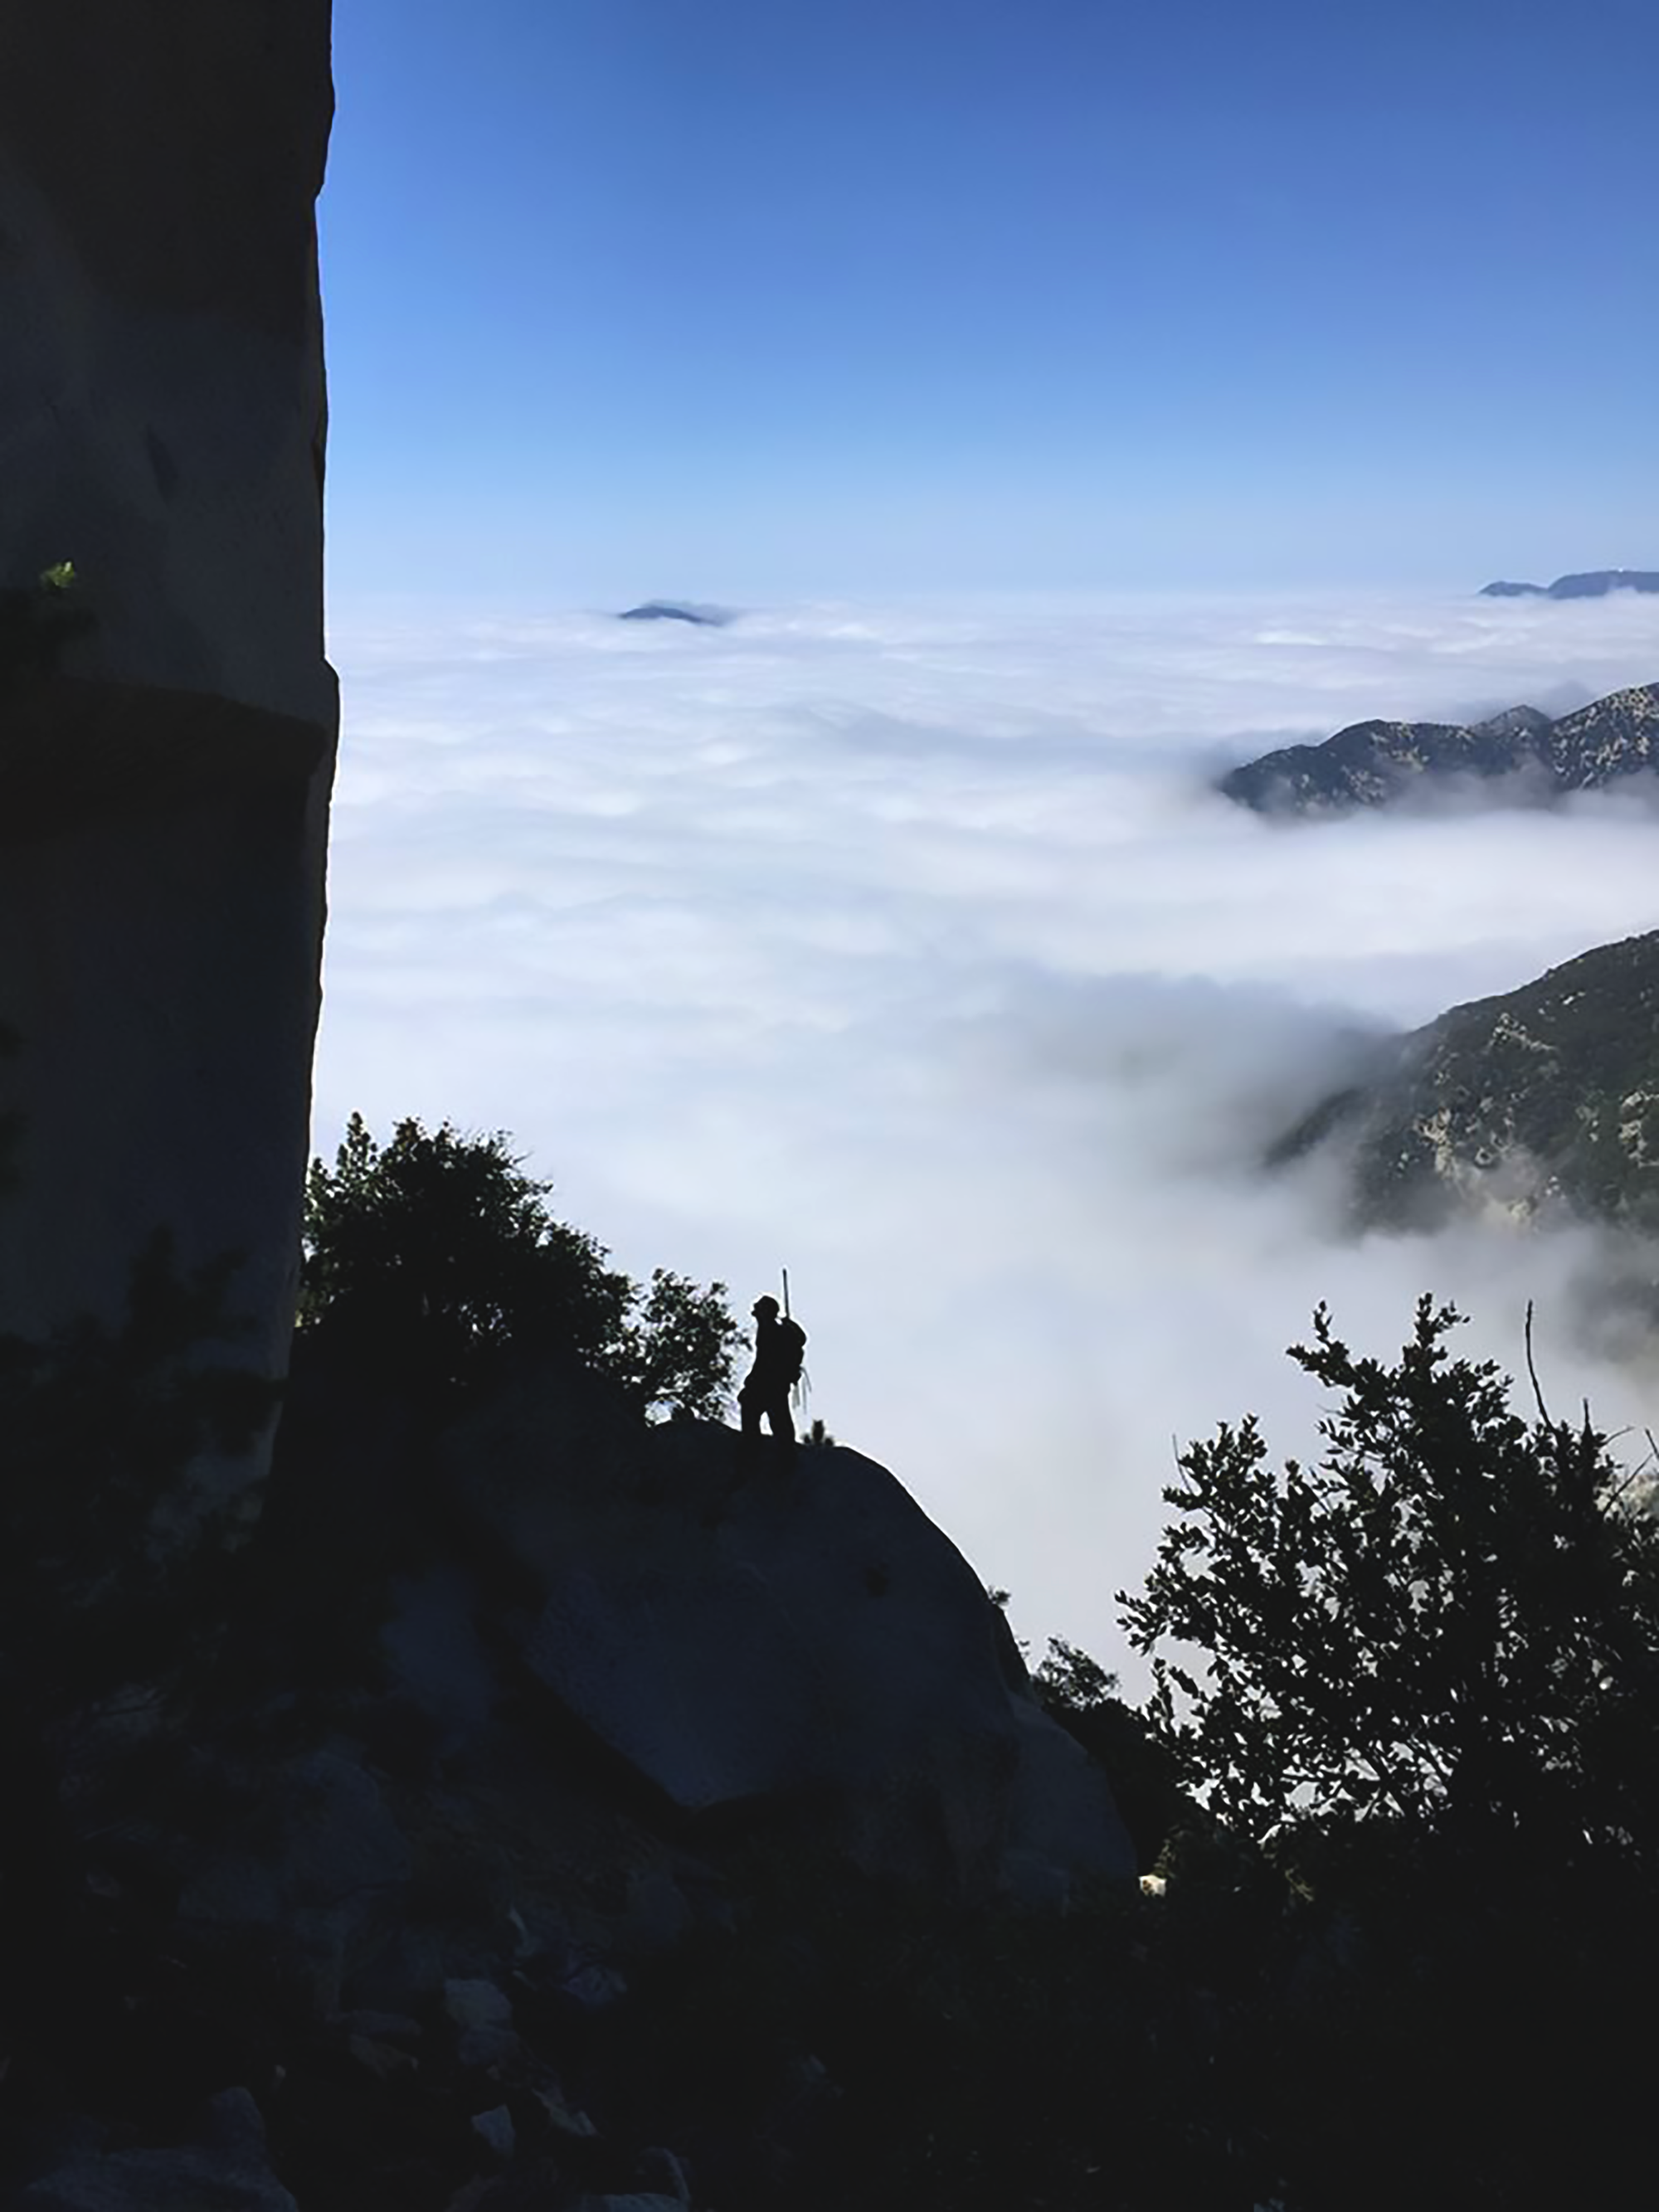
[1268,931,1659,1236]
[1219,681,1659,815]
[0,1328,1138,2207]
[0,3,337,1508]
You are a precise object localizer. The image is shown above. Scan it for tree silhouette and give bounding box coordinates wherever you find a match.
[612,1266,745,1422]
[301,1113,739,1419]
[1120,1296,1659,1874]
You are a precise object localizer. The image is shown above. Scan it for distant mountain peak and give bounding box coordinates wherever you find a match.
[1467,703,1554,741]
[1478,569,1659,599]
[616,600,735,627]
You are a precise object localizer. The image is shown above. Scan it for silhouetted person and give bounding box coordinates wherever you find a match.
[739,1294,805,1466]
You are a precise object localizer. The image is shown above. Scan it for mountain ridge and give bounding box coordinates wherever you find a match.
[1220,679,1659,815]
[1481,569,1659,599]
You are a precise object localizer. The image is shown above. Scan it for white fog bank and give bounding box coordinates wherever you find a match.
[317,587,1659,1676]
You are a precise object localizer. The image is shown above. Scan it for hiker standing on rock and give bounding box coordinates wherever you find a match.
[739,1294,805,1464]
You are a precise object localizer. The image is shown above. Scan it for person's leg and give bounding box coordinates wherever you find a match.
[738,1380,761,1457]
[769,1390,795,1464]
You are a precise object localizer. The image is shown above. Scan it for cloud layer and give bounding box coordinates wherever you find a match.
[318,587,1659,1675]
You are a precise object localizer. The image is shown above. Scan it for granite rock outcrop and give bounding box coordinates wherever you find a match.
[423,1376,1136,1899]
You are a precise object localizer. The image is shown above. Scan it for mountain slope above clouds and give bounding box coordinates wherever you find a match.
[1481,570,1659,599]
[1269,931,1659,1237]
[1220,682,1659,815]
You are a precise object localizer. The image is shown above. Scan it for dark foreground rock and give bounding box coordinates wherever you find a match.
[436,1388,1134,1898]
[0,3,338,1510]
[16,2089,297,2211]
[0,1344,1138,2210]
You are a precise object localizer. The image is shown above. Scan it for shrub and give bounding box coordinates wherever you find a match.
[1118,1295,1659,1876]
[0,558,93,697]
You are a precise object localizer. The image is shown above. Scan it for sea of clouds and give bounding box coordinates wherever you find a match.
[316,586,1659,1677]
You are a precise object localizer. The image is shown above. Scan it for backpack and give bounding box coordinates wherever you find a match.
[776,1315,806,1383]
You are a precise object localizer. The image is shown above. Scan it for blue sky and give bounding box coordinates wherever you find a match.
[320,0,1655,601]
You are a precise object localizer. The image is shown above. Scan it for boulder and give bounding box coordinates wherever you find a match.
[469,2105,516,2162]
[581,2199,688,2212]
[0,4,337,1508]
[16,2088,297,2211]
[174,1751,412,2014]
[440,1386,1135,1896]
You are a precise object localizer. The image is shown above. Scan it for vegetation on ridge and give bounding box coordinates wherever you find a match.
[0,559,91,698]
[1122,1295,1659,1873]
[300,1111,743,1419]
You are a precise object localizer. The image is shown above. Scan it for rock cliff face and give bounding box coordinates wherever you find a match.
[0,7,337,1502]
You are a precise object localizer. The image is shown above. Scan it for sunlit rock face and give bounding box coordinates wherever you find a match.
[1269,931,1659,1238]
[0,6,337,1499]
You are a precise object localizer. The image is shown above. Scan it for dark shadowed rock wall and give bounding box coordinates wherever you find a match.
[0,4,337,1503]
